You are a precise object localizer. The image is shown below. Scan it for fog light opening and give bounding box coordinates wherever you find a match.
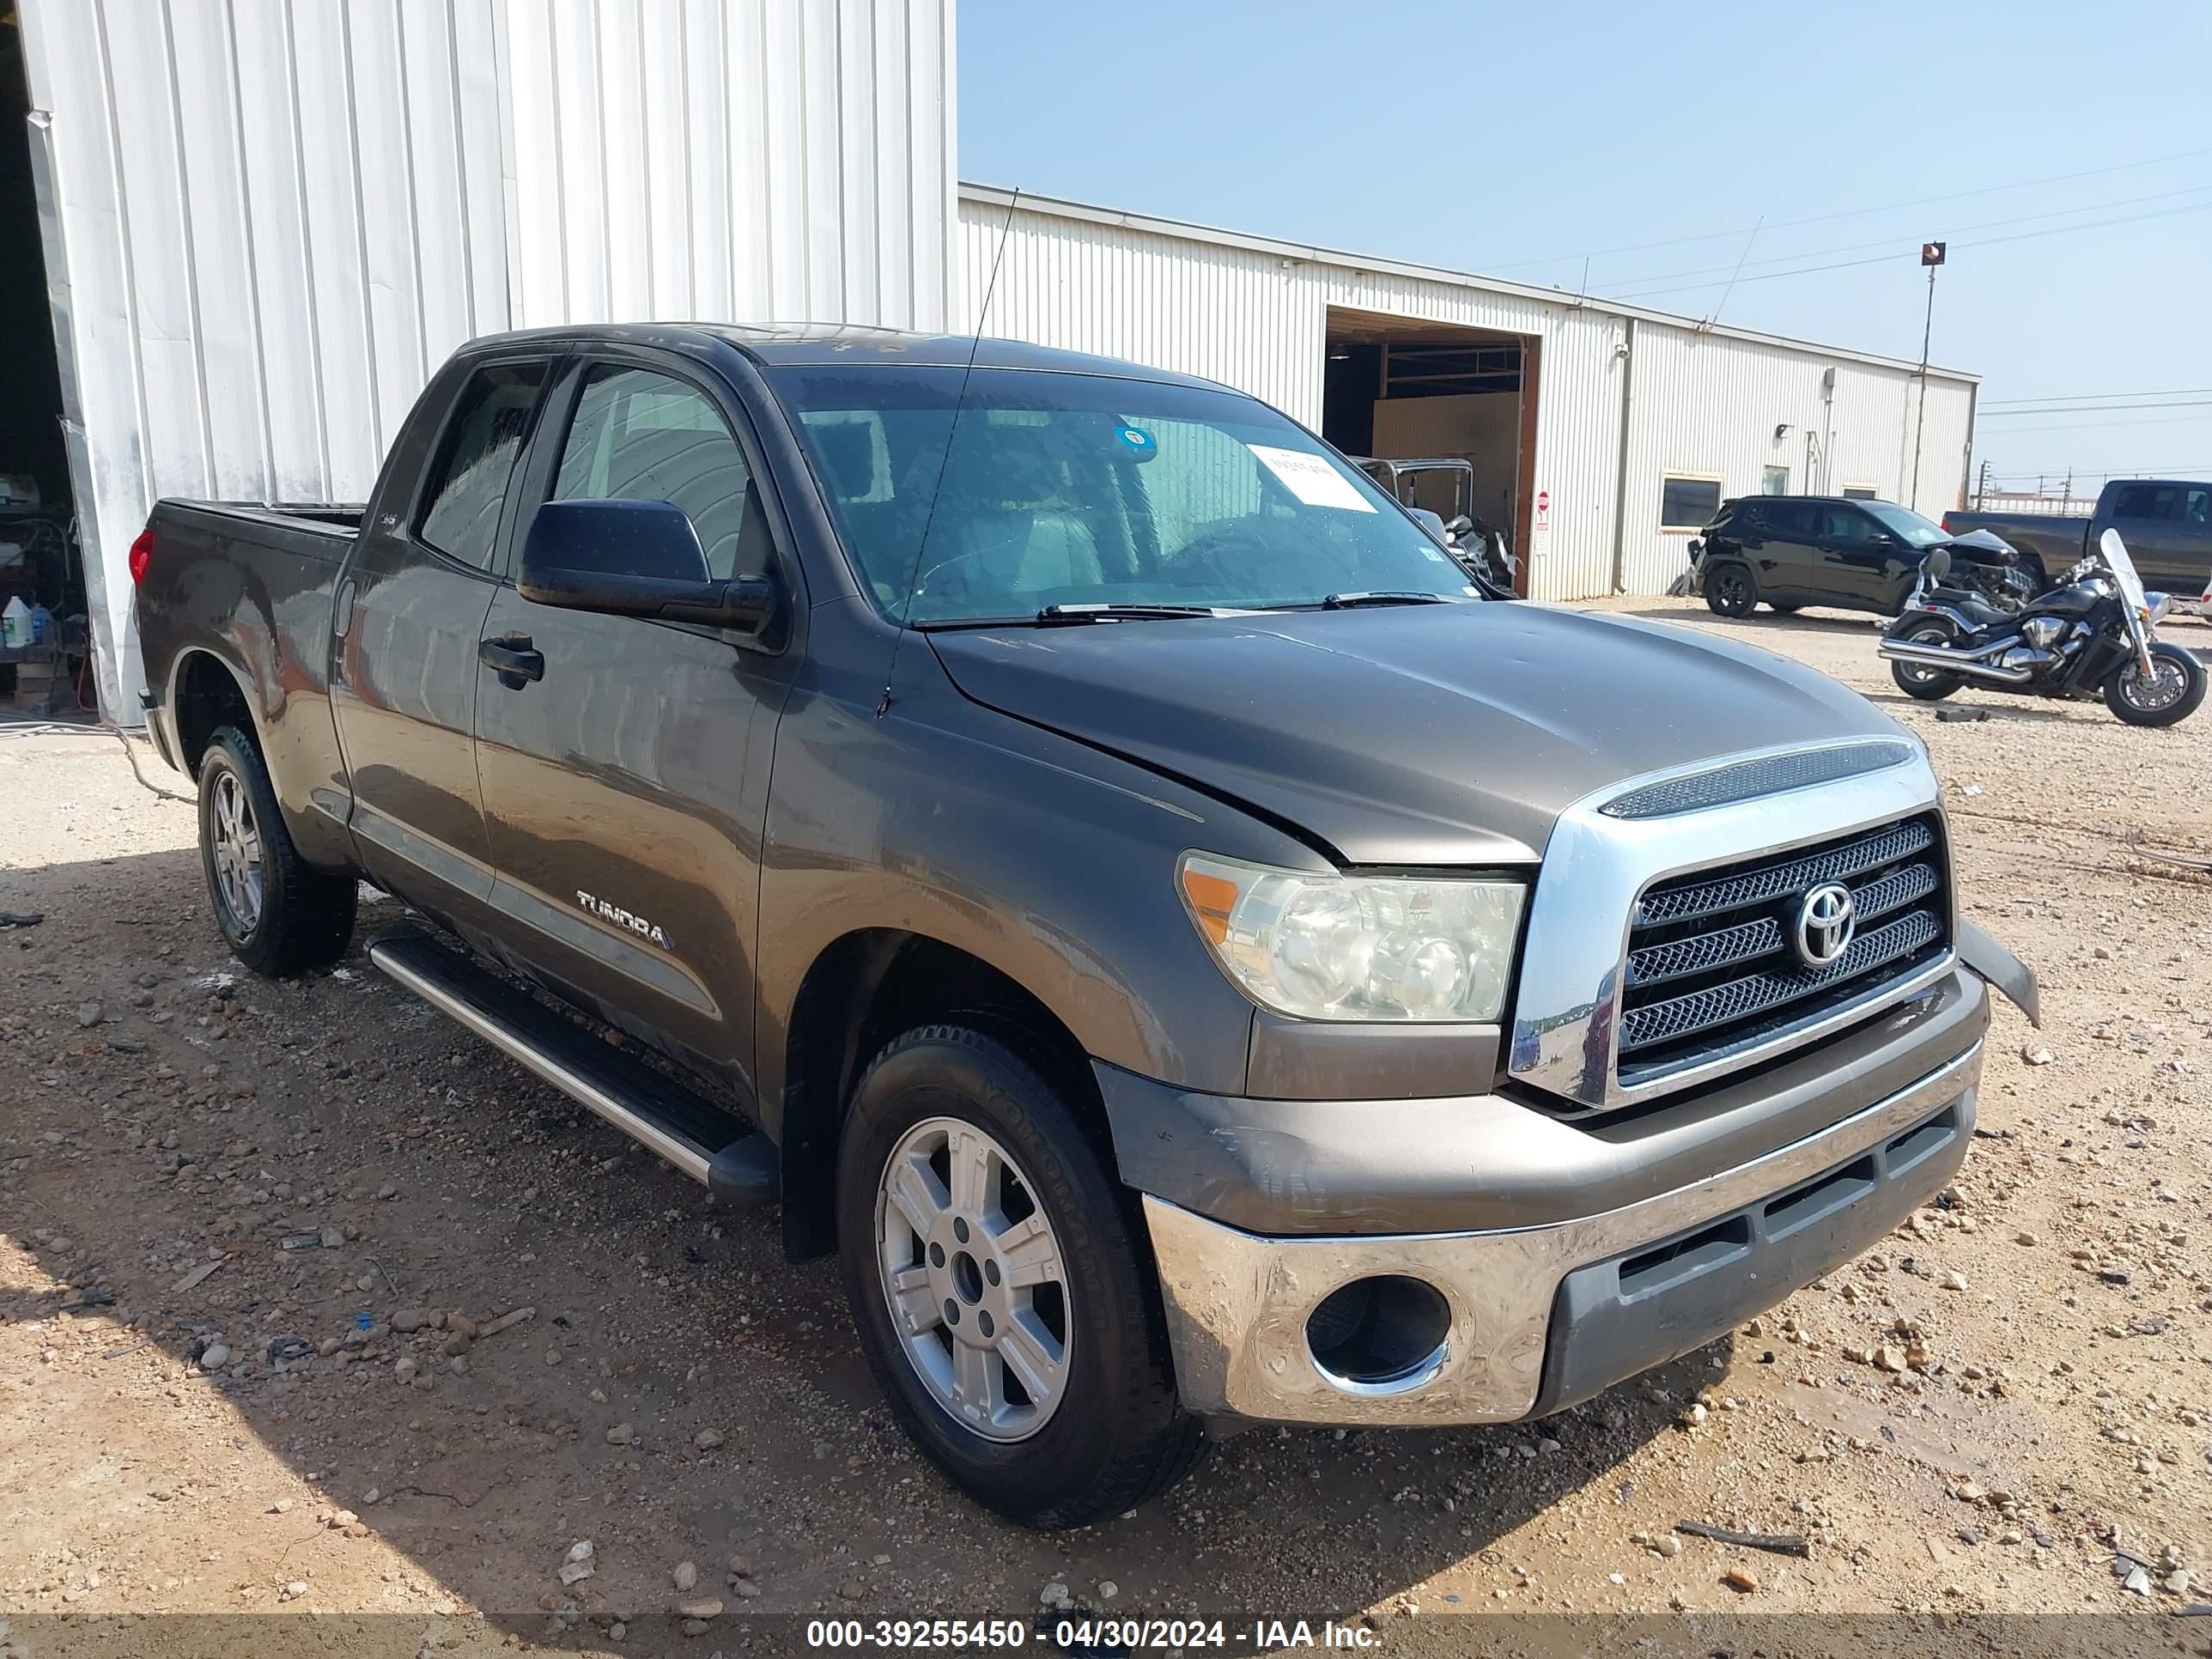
[1305,1274,1452,1392]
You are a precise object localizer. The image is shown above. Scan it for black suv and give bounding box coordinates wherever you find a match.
[1692,495,1954,618]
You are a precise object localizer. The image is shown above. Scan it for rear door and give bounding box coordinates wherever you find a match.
[331,355,553,926]
[1745,498,1820,599]
[470,352,801,1095]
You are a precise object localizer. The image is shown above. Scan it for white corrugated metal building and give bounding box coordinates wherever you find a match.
[8,0,1976,720]
[9,0,954,719]
[957,187,1979,604]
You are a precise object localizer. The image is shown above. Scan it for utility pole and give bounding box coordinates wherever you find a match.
[1975,458,1990,508]
[1910,241,1945,507]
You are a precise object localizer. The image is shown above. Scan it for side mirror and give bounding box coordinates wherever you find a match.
[2099,527,2130,566]
[518,500,778,634]
[1924,546,1952,582]
[1407,506,1449,544]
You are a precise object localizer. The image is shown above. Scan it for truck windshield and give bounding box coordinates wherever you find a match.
[1863,503,1948,547]
[767,364,1480,623]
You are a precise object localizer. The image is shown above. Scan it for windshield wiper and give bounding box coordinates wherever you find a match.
[1319,591,1454,609]
[1033,603,1222,624]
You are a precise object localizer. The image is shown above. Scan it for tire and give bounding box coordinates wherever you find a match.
[1704,562,1757,618]
[2105,641,2207,727]
[836,1025,1203,1527]
[1889,622,1965,701]
[197,726,357,976]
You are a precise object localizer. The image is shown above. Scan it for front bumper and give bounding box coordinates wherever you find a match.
[1139,1032,1979,1427]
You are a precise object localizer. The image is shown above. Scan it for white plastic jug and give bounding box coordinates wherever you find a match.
[1,596,29,648]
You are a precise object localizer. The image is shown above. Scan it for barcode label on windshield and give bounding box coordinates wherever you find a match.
[1247,445,1376,513]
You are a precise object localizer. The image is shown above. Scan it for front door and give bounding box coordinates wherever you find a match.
[331,357,552,926]
[1814,501,1895,606]
[471,356,798,1097]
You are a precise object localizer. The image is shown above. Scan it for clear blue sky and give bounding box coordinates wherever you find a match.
[958,0,2212,497]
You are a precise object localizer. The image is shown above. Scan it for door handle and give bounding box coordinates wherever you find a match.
[478,635,545,689]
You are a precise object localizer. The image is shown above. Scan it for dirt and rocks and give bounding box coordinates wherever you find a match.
[3,603,2209,1655]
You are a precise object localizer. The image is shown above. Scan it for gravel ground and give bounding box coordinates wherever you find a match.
[3,600,2209,1656]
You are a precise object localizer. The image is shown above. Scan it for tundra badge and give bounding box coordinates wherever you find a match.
[576,890,672,951]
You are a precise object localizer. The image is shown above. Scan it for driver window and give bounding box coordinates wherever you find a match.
[1823,505,1876,544]
[553,366,770,580]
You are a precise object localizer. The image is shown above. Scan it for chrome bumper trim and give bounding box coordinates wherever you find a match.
[1145,1039,1980,1426]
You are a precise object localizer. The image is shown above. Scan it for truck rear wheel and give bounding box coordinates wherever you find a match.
[835,1025,1203,1526]
[197,726,357,976]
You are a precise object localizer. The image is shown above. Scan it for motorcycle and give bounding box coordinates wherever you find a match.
[1878,528,2205,727]
[1941,527,2039,614]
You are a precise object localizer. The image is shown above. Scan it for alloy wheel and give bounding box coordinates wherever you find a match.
[2117,654,2190,714]
[209,769,264,934]
[874,1115,1072,1442]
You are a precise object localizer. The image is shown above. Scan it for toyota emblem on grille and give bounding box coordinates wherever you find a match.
[1794,882,1856,968]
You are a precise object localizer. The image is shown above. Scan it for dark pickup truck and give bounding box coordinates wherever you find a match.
[134,324,2036,1527]
[1946,477,2212,596]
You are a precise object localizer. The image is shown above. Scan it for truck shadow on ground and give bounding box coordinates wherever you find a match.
[2,842,1690,1641]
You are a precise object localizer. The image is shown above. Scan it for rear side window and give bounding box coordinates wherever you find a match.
[1660,476,1723,530]
[553,366,770,580]
[1763,500,1820,538]
[418,362,548,568]
[2113,483,2212,524]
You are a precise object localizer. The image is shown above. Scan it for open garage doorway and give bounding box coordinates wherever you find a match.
[1321,307,1537,595]
[0,9,82,713]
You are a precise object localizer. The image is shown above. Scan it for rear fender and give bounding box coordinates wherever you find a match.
[1887,603,1974,638]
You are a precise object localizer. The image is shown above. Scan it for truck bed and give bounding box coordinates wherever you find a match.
[134,498,365,869]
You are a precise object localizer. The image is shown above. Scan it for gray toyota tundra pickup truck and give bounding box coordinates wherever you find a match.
[131,324,2037,1527]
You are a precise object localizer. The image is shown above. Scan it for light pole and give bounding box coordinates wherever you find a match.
[1910,240,1945,507]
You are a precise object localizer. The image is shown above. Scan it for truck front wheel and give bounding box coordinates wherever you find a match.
[196,726,357,976]
[836,1025,1203,1526]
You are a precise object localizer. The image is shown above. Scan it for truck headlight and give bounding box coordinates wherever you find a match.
[1178,854,1525,1022]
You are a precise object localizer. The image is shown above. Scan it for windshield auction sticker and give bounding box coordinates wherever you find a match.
[1248,444,1377,512]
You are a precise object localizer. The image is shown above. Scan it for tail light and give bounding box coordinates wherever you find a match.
[129,528,155,586]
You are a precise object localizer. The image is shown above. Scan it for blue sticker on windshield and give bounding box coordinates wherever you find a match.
[1115,424,1154,453]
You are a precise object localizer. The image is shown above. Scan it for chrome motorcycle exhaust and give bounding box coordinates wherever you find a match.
[1876,639,2034,682]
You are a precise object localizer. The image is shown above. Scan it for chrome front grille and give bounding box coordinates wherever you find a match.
[1616,815,1950,1085]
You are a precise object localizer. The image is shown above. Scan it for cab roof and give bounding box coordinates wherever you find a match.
[457,321,1226,390]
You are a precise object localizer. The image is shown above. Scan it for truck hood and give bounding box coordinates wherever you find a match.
[929,604,1903,865]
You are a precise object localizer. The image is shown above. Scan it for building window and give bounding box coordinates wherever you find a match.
[1762,465,1790,495]
[1841,483,1879,501]
[1660,475,1723,530]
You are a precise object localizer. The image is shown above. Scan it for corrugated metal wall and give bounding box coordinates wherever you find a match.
[958,191,1978,605]
[20,0,954,721]
[22,0,514,715]
[501,0,952,331]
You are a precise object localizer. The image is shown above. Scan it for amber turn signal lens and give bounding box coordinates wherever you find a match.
[1181,867,1238,945]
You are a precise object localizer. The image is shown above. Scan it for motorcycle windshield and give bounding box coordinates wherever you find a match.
[2106,538,2151,615]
